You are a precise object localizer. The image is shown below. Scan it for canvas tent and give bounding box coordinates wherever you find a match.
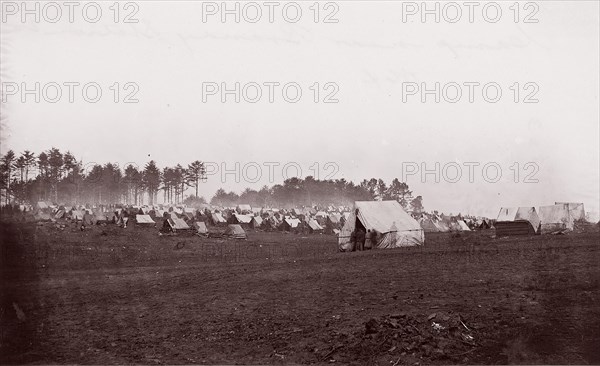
[339,201,424,250]
[71,210,85,221]
[555,202,585,221]
[307,219,324,233]
[136,214,155,225]
[433,220,450,232]
[179,212,192,221]
[496,207,541,234]
[251,216,263,229]
[211,212,227,225]
[163,217,190,232]
[280,218,301,231]
[538,204,574,233]
[225,224,247,239]
[456,220,471,231]
[166,211,179,219]
[232,214,253,226]
[477,218,492,230]
[327,213,342,228]
[237,204,252,213]
[193,221,208,235]
[419,218,440,233]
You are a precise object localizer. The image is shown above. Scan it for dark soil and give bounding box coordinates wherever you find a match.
[1,221,599,364]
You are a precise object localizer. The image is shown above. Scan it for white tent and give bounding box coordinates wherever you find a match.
[211,212,227,224]
[538,204,574,233]
[194,221,208,235]
[555,202,585,221]
[496,207,541,232]
[136,214,155,225]
[237,204,252,213]
[233,214,253,224]
[434,221,450,232]
[251,216,263,229]
[419,218,440,232]
[70,210,85,221]
[456,220,471,231]
[225,224,247,239]
[307,218,324,232]
[166,217,190,230]
[283,218,301,229]
[339,201,424,250]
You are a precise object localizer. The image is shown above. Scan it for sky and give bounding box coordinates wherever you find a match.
[1,1,599,219]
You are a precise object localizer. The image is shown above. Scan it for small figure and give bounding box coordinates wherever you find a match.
[356,229,366,251]
[365,229,373,250]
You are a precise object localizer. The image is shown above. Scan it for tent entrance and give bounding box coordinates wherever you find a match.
[355,217,366,232]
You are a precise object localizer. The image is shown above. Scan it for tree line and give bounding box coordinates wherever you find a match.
[0,148,206,206]
[0,148,424,213]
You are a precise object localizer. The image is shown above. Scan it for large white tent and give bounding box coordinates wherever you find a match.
[555,202,586,221]
[538,204,574,233]
[339,201,424,250]
[496,207,541,231]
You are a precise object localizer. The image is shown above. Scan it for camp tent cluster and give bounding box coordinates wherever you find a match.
[9,199,592,244]
[416,212,473,233]
[495,202,585,235]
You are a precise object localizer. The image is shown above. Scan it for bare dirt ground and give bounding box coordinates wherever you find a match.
[1,221,599,365]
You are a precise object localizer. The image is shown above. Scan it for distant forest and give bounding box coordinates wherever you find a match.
[0,148,424,212]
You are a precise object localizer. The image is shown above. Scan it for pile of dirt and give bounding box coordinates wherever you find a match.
[333,311,479,364]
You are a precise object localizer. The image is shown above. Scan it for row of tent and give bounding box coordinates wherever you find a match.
[128,214,248,239]
[495,202,585,235]
[417,215,474,233]
[46,206,250,239]
[32,201,425,247]
[20,200,590,240]
[27,202,339,237]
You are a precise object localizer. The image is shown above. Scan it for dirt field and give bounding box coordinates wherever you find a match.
[1,221,599,365]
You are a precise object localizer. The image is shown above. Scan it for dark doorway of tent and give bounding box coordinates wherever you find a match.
[355,217,365,232]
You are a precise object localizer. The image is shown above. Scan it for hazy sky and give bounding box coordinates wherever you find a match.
[1,1,598,218]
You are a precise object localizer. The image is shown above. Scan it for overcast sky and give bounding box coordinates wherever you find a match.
[1,1,598,218]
